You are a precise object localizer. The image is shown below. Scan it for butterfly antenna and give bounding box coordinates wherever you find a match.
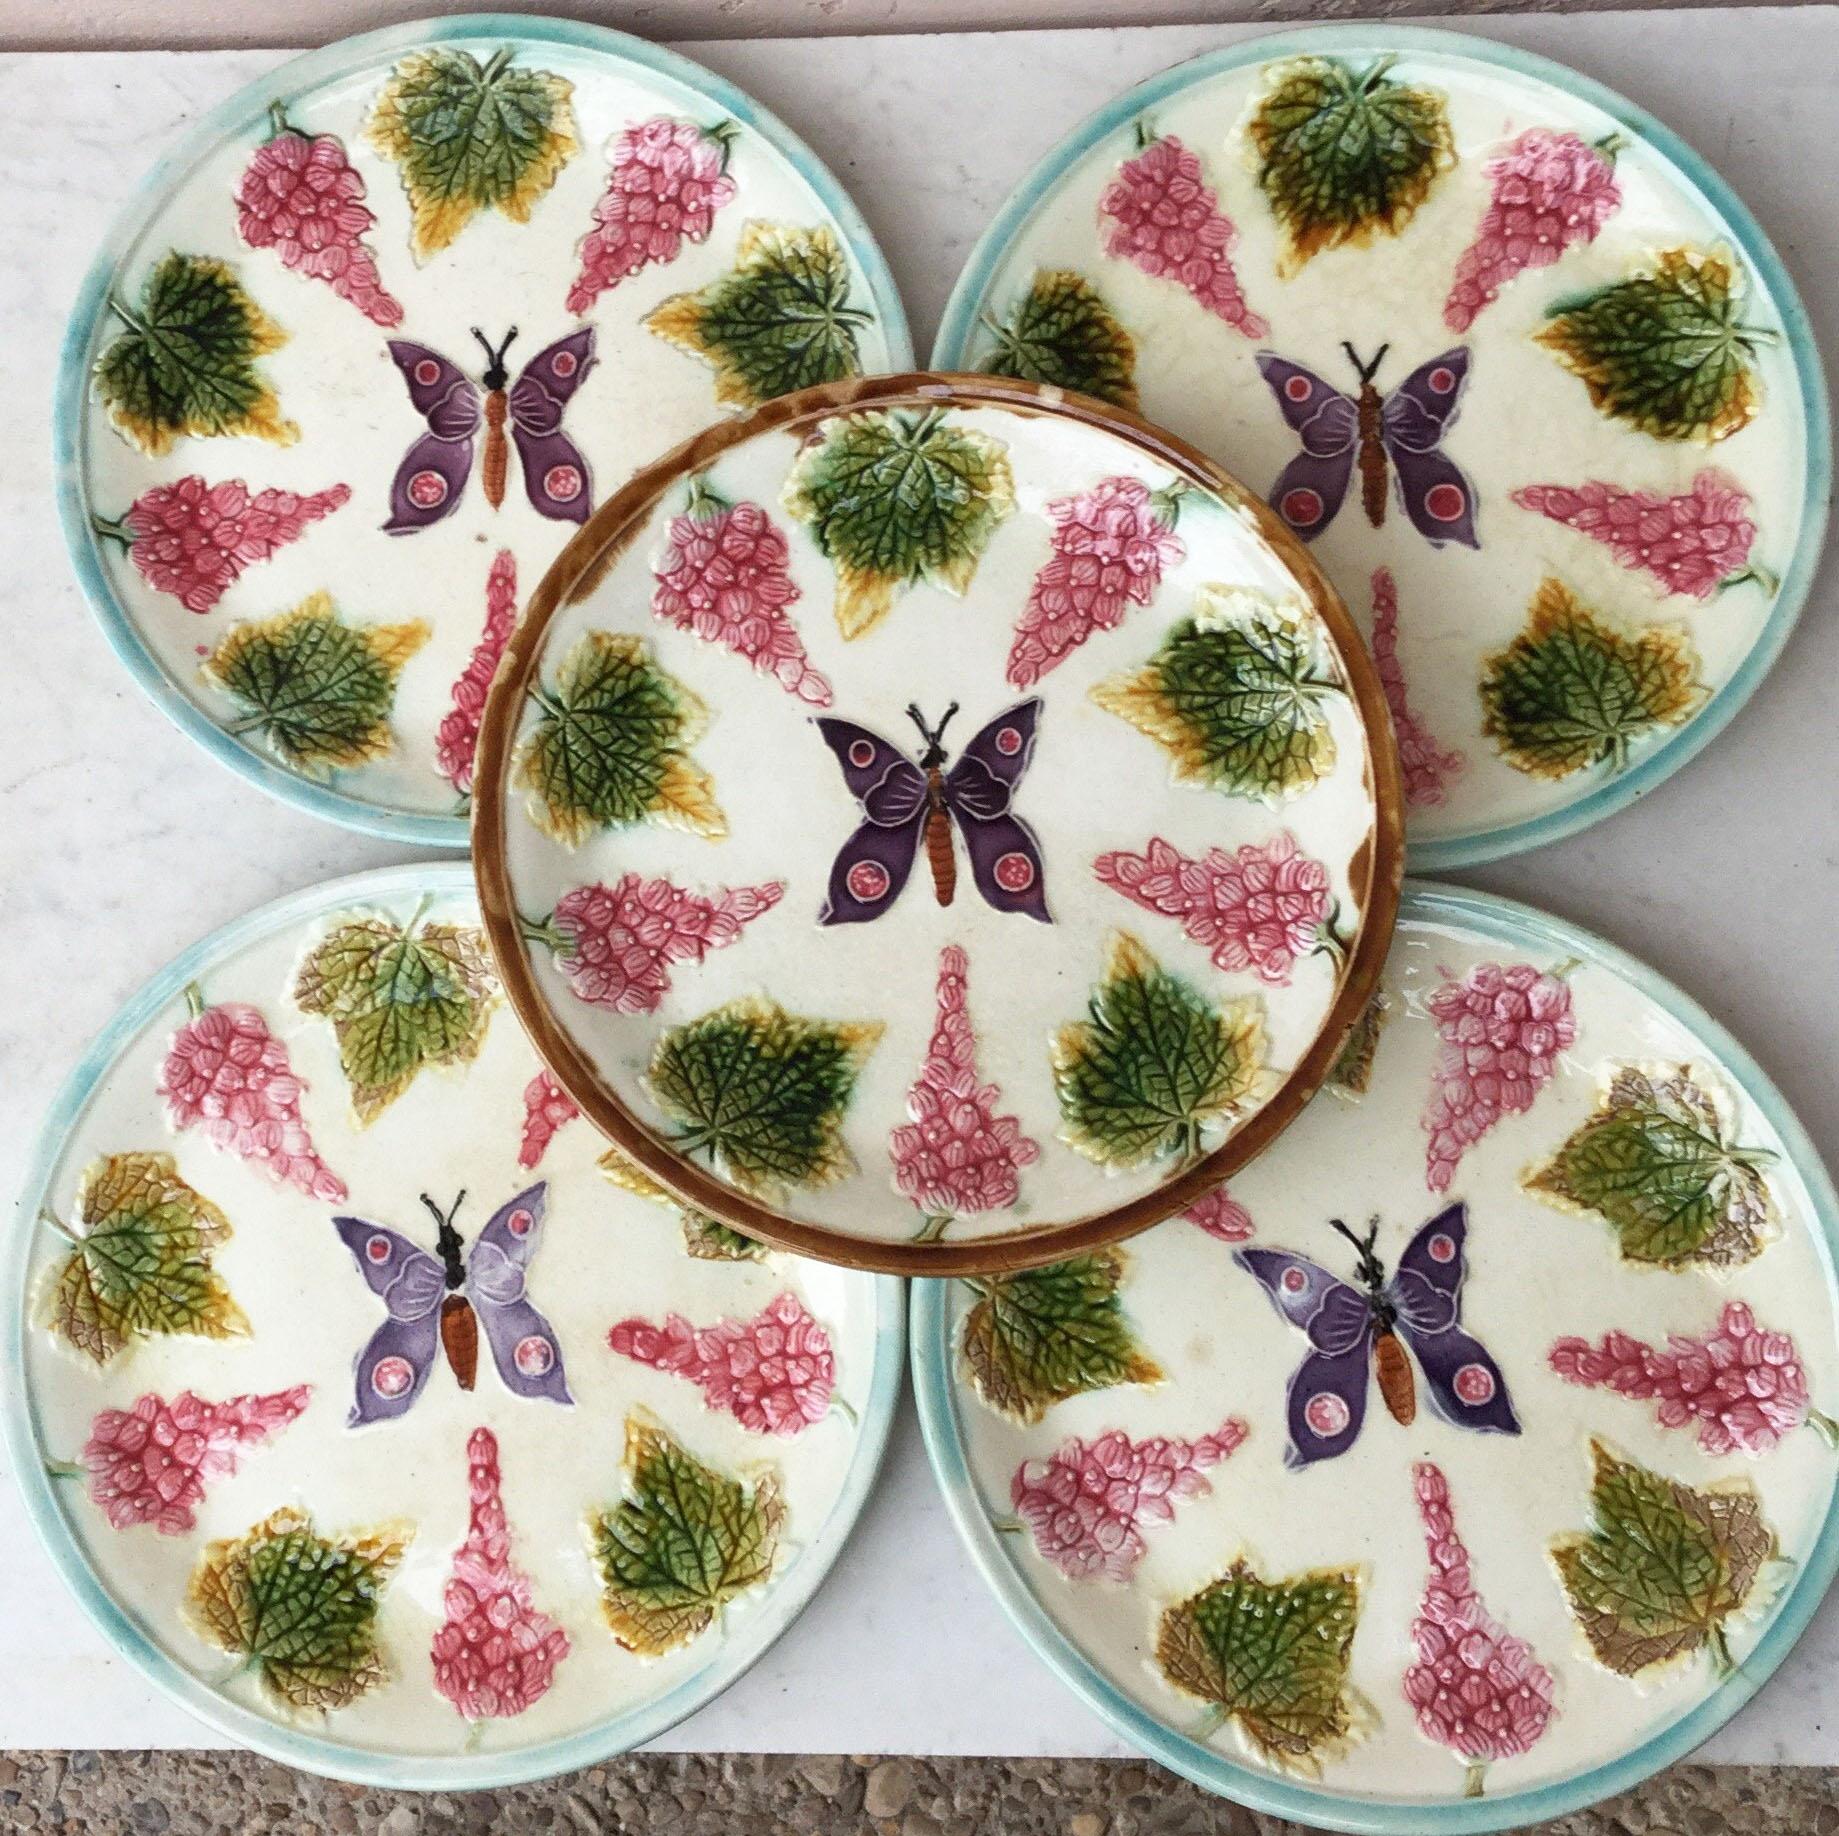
[1327,1216,1364,1255]
[1341,342,1388,385]
[934,702,960,747]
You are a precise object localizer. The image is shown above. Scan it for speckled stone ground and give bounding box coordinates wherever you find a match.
[1,1754,1836,1834]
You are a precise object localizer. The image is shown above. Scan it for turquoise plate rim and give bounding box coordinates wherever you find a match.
[53,11,915,849]
[929,22,1833,871]
[910,877,1839,1835]
[3,861,908,1790]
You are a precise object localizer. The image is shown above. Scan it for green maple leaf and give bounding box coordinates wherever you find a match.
[1053,932,1266,1170]
[1327,990,1389,1097]
[1091,583,1342,802]
[1524,1062,1777,1268]
[959,1248,1161,1425]
[366,45,577,260]
[94,252,297,457]
[1551,1440,1774,1679]
[202,594,429,778]
[293,910,498,1125]
[977,269,1139,410]
[1536,250,1766,443]
[1156,1558,1363,1773]
[781,408,1017,639]
[186,1507,412,1711]
[597,1144,766,1261]
[517,631,725,848]
[1480,578,1705,780]
[647,221,871,409]
[589,1414,785,1655]
[44,1152,248,1367]
[1247,56,1454,275]
[645,996,882,1197]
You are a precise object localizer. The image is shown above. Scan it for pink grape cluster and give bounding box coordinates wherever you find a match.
[1010,1417,1247,1583]
[890,946,1040,1220]
[608,1291,835,1436]
[109,475,351,614]
[1094,831,1330,985]
[1404,1462,1555,1780]
[567,116,739,314]
[543,874,783,1015]
[1008,476,1185,688]
[1444,128,1621,331]
[1550,1302,1817,1456]
[652,491,832,705]
[1097,128,1268,337]
[1183,1185,1254,1243]
[79,1386,311,1535]
[518,1069,580,1171]
[1370,568,1466,809]
[234,119,403,326]
[158,997,347,1201]
[432,1429,570,1721]
[1422,962,1576,1192]
[436,550,519,794]
[1512,472,1762,601]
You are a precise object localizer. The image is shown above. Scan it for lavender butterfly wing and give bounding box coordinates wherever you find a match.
[1381,348,1480,549]
[383,341,480,535]
[814,718,929,924]
[1386,1202,1520,1437]
[332,1217,445,1426]
[465,1182,573,1406]
[1235,1247,1374,1468]
[509,330,597,525]
[1256,354,1358,542]
[943,699,1051,923]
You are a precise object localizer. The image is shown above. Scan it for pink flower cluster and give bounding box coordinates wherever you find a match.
[609,1291,836,1436]
[518,1069,581,1170]
[1094,832,1330,985]
[1182,1185,1254,1243]
[1010,1417,1248,1582]
[1008,477,1185,688]
[432,1429,570,1721]
[890,946,1040,1220]
[436,550,518,794]
[80,1387,311,1534]
[1404,1462,1555,1776]
[1512,472,1761,602]
[158,998,347,1200]
[1370,568,1466,809]
[1550,1301,1815,1456]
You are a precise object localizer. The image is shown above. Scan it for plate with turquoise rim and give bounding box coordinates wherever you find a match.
[4,862,903,1788]
[54,13,911,846]
[932,25,1829,869]
[912,880,1839,1832]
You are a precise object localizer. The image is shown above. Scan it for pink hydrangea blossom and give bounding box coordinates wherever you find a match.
[436,549,517,794]
[519,1069,580,1170]
[432,1429,570,1721]
[1094,832,1331,985]
[1370,568,1466,809]
[1183,1185,1253,1243]
[1010,1417,1247,1582]
[608,1291,836,1435]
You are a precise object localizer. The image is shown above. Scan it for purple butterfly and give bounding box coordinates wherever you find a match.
[1256,343,1480,549]
[333,1185,572,1427]
[815,701,1052,925]
[384,327,596,535]
[1234,1205,1519,1469]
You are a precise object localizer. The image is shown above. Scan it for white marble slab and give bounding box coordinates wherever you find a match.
[1,7,1836,1763]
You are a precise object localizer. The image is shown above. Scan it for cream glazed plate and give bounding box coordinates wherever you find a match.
[471,374,1402,1275]
[56,15,909,845]
[933,26,1829,868]
[4,864,902,1787]
[912,882,1839,1832]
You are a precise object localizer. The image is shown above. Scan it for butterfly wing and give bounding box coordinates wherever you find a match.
[943,700,1051,922]
[509,330,597,525]
[1235,1247,1375,1467]
[1387,1202,1520,1437]
[383,341,480,535]
[814,718,929,925]
[464,1183,573,1406]
[1256,354,1358,542]
[332,1217,445,1425]
[1381,349,1480,549]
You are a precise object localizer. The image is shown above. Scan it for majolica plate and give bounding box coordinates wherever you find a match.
[932,26,1829,868]
[4,863,901,1787]
[471,372,1403,1274]
[56,15,909,846]
[912,882,1839,1832]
